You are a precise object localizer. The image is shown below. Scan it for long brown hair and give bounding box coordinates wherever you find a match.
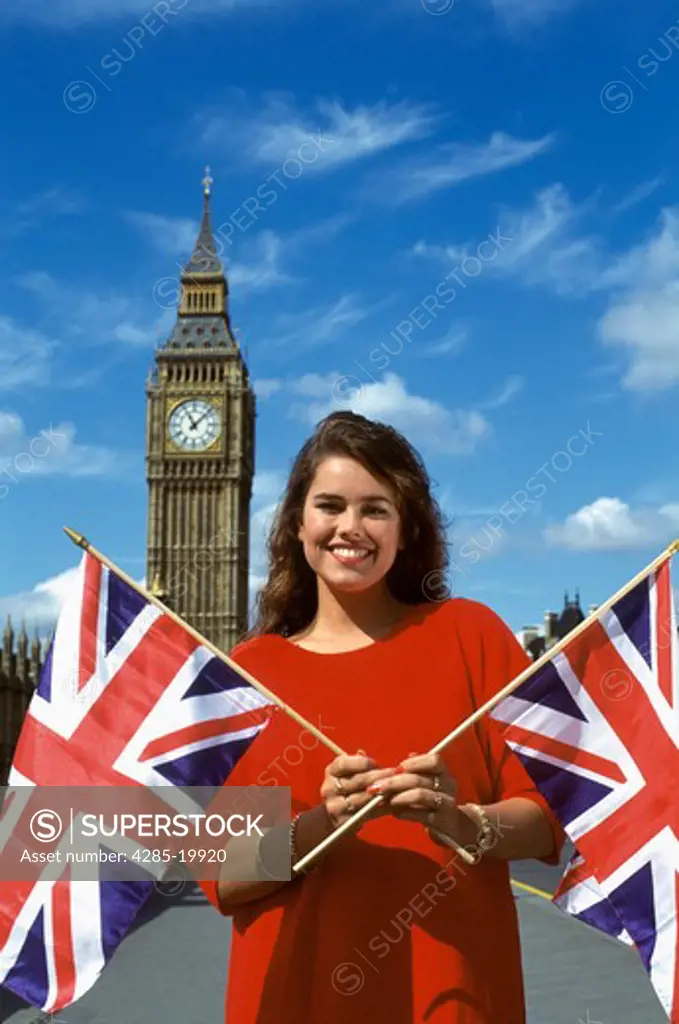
[243,411,450,640]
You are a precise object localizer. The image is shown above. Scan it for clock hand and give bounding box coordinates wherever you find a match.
[190,410,210,430]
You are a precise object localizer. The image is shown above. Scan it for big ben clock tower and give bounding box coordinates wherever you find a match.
[145,169,255,653]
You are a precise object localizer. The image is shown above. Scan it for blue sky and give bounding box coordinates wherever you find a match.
[1,0,679,641]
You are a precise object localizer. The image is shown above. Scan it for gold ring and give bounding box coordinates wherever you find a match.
[433,775,441,792]
[335,777,346,795]
[345,795,354,814]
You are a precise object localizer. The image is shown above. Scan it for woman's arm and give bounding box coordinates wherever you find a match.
[215,804,337,912]
[215,753,396,913]
[441,796,557,862]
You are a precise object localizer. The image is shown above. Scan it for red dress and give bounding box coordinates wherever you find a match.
[198,597,565,1023]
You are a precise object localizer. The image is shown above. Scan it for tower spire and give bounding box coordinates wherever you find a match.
[185,165,221,276]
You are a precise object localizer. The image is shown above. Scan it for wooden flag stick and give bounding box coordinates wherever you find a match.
[293,536,679,875]
[62,526,344,755]
[64,527,475,866]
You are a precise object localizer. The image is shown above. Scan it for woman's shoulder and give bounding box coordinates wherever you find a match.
[421,595,512,636]
[229,631,282,664]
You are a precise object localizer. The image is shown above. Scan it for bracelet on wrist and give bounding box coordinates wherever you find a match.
[458,803,497,862]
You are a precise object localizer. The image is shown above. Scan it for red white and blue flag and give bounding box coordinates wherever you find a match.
[491,554,679,1021]
[0,550,274,1013]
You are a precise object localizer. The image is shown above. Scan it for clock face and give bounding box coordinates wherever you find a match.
[168,399,221,452]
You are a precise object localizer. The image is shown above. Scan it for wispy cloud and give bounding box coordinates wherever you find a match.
[596,207,679,392]
[0,187,85,240]
[0,565,79,636]
[416,327,468,359]
[260,293,388,352]
[0,317,58,391]
[253,379,284,399]
[128,210,351,293]
[489,0,582,29]
[413,184,600,297]
[545,496,679,551]
[124,210,197,257]
[613,175,664,215]
[416,188,679,395]
[374,131,555,204]
[0,411,136,481]
[198,94,438,175]
[476,374,524,410]
[1,0,288,28]
[288,371,491,456]
[16,270,170,348]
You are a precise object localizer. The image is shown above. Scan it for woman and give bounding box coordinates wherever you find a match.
[199,410,564,1023]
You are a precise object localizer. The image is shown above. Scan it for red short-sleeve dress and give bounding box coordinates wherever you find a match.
[198,597,565,1024]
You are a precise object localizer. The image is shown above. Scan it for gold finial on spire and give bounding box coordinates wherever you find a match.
[202,165,213,197]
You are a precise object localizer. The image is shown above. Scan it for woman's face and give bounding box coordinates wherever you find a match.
[297,455,403,593]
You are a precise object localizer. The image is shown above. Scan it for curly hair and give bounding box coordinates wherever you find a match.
[242,410,450,640]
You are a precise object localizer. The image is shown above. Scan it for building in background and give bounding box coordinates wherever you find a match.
[145,168,255,654]
[516,591,599,661]
[0,172,255,784]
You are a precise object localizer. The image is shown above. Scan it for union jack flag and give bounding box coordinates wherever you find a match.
[0,550,274,1013]
[490,553,679,1021]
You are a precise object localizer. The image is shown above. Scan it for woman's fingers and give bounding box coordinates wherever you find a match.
[366,771,454,797]
[328,752,378,778]
[321,765,395,800]
[387,787,454,809]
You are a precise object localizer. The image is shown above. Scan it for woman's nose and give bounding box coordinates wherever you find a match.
[336,508,362,535]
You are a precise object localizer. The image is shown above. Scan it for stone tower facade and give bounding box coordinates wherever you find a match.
[0,620,46,784]
[145,171,256,654]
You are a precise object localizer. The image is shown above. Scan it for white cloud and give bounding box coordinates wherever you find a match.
[544,497,679,551]
[377,131,555,204]
[0,187,85,239]
[253,379,284,399]
[1,0,285,27]
[412,184,601,297]
[417,327,468,359]
[124,211,197,257]
[0,565,79,637]
[252,470,287,503]
[261,293,386,352]
[596,207,679,391]
[476,374,524,410]
[128,210,348,294]
[489,0,581,28]
[228,231,295,291]
[17,270,169,348]
[613,175,664,215]
[199,95,437,175]
[0,317,58,390]
[291,371,491,455]
[0,411,135,481]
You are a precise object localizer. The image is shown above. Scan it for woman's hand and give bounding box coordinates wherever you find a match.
[321,751,397,829]
[366,751,462,840]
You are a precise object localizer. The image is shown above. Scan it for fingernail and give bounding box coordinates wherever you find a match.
[367,782,385,792]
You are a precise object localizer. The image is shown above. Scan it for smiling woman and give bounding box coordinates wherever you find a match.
[196,411,564,1024]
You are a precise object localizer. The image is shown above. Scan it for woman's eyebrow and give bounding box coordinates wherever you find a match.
[312,491,393,504]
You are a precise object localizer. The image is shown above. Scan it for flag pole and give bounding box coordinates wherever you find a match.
[293,536,679,874]
[62,526,344,755]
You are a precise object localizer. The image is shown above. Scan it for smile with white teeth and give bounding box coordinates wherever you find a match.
[328,546,373,563]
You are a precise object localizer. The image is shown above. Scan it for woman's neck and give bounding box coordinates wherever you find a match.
[302,585,413,642]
